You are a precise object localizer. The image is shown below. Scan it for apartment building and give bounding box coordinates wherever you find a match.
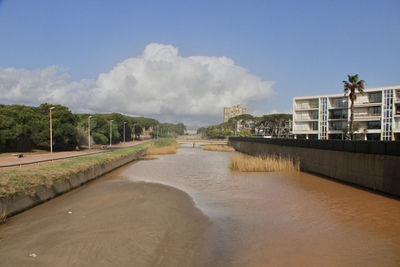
[292,86,400,140]
[223,104,247,122]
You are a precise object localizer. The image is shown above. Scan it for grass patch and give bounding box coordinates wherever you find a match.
[0,142,152,198]
[230,153,300,172]
[146,138,179,155]
[202,144,235,152]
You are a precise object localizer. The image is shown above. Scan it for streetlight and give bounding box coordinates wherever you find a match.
[88,116,92,149]
[49,106,55,153]
[133,123,136,141]
[109,120,114,147]
[123,121,127,143]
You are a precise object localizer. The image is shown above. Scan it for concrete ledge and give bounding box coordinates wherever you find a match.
[229,139,400,197]
[0,149,146,217]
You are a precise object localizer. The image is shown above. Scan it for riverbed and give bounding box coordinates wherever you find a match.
[1,145,399,266]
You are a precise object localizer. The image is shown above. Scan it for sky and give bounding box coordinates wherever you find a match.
[0,0,399,127]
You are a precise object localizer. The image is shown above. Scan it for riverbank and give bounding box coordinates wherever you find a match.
[0,181,211,266]
[0,142,151,217]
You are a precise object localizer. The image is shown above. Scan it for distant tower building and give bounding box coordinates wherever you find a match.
[224,104,247,122]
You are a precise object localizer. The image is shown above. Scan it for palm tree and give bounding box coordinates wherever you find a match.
[343,74,365,140]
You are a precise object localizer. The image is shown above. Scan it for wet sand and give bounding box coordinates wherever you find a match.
[0,180,210,266]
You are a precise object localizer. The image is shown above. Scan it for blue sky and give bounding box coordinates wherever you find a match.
[0,0,399,126]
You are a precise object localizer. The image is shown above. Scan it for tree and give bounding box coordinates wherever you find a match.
[255,114,291,138]
[343,74,365,140]
[237,129,252,137]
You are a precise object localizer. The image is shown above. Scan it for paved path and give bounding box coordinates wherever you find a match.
[0,140,150,168]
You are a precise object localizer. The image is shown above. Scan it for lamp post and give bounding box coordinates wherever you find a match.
[109,120,114,147]
[123,121,127,143]
[133,123,136,141]
[49,107,55,153]
[88,116,92,149]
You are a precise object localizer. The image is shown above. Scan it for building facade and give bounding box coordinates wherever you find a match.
[223,104,247,122]
[292,86,400,140]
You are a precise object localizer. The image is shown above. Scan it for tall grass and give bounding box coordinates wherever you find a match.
[202,145,235,152]
[0,211,6,224]
[146,138,179,155]
[230,153,300,172]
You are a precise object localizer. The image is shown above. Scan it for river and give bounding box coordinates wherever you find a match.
[1,145,400,266]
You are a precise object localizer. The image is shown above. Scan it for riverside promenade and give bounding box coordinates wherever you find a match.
[0,140,150,168]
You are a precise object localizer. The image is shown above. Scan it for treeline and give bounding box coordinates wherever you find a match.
[0,104,186,152]
[197,113,291,138]
[148,123,186,138]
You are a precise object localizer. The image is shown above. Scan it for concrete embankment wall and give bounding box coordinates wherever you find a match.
[229,138,400,197]
[1,149,146,217]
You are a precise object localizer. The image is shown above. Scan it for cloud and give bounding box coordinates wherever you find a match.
[0,65,94,109]
[0,43,275,126]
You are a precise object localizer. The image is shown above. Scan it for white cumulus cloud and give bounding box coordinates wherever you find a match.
[0,43,275,126]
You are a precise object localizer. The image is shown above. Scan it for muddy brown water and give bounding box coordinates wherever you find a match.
[1,145,400,266]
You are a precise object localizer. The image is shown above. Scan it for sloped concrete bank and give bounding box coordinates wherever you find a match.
[0,149,146,217]
[229,139,400,197]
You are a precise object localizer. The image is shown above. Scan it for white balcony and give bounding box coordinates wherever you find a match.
[394,119,400,132]
[353,102,382,107]
[353,113,381,121]
[295,105,319,111]
[294,115,318,121]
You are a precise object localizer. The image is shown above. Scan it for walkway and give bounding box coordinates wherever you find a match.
[0,140,150,168]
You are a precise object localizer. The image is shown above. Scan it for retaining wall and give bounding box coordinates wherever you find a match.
[229,138,400,197]
[1,149,146,217]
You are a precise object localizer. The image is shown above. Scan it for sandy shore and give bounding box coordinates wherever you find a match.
[0,180,211,267]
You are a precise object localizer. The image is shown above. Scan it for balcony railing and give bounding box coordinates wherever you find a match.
[296,104,319,110]
[354,113,381,117]
[329,127,343,131]
[330,103,348,108]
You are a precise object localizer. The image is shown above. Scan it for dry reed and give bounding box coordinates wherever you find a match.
[146,144,179,155]
[202,145,235,152]
[0,211,6,224]
[230,153,300,172]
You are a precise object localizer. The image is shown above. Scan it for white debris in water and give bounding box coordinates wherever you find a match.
[29,253,37,258]
[68,211,72,214]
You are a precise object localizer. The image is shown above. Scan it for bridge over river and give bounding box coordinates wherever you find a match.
[1,144,399,266]
[176,138,228,145]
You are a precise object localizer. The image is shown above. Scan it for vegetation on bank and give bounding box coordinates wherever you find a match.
[146,138,179,155]
[202,144,235,152]
[0,211,6,224]
[0,142,152,198]
[197,113,291,138]
[0,104,78,152]
[149,123,186,138]
[0,103,187,153]
[230,153,300,172]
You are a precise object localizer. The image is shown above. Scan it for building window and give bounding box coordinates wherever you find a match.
[368,106,381,115]
[367,121,381,129]
[311,121,318,130]
[329,109,347,119]
[329,121,345,131]
[369,93,382,103]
